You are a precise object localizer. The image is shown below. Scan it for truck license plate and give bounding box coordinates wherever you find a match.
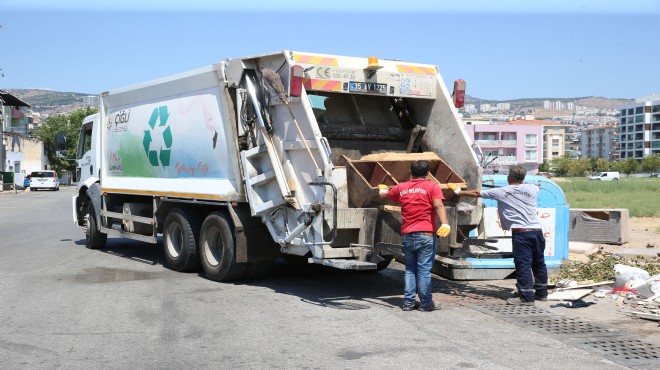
[349,82,387,94]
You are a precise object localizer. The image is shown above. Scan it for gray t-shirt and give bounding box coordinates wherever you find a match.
[480,183,542,230]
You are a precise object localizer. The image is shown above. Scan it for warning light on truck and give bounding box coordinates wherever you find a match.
[452,79,466,108]
[290,65,304,97]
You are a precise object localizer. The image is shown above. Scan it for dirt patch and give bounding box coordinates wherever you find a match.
[597,217,659,255]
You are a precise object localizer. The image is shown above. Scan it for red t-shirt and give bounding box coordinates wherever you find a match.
[387,178,445,235]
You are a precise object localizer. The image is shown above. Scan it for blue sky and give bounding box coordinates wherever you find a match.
[1,0,659,100]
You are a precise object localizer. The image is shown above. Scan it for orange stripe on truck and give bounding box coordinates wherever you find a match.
[396,64,436,75]
[294,54,339,66]
[303,78,341,91]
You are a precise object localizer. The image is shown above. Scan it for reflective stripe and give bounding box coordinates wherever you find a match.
[302,78,342,91]
[294,54,338,66]
[396,64,436,75]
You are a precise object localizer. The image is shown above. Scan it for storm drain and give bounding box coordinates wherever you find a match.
[518,317,618,338]
[568,338,660,368]
[466,303,552,317]
[463,303,660,369]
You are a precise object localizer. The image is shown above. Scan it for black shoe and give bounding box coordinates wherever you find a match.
[535,295,548,302]
[401,302,418,311]
[418,302,439,312]
[506,297,535,306]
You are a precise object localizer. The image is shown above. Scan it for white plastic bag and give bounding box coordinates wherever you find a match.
[613,264,651,288]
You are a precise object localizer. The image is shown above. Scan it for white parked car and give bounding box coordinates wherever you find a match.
[588,171,620,181]
[30,170,60,191]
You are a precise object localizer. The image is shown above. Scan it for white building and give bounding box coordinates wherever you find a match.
[618,94,660,159]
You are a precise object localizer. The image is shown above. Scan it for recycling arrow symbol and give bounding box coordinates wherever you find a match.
[143,106,172,167]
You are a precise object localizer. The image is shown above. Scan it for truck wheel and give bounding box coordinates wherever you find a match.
[163,208,202,272]
[86,204,107,250]
[199,212,246,281]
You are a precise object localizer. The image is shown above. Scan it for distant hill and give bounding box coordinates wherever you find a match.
[6,89,93,115]
[7,89,635,117]
[465,94,634,110]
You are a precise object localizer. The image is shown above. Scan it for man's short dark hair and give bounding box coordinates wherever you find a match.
[509,165,527,182]
[410,160,429,178]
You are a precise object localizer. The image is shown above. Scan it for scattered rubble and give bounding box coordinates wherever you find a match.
[549,252,660,323]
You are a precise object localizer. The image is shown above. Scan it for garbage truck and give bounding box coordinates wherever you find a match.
[72,50,483,281]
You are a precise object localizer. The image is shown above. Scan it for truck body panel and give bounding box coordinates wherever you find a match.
[100,65,244,201]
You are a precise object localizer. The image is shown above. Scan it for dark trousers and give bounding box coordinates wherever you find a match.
[512,230,548,301]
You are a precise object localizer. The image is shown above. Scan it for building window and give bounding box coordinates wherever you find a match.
[628,108,634,115]
[621,126,627,133]
[652,105,660,113]
[635,115,644,123]
[525,134,538,146]
[551,151,559,156]
[552,138,560,147]
[621,109,627,116]
[525,150,537,161]
[635,107,644,114]
[635,133,644,140]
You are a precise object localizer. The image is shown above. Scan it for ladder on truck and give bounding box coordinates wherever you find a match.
[237,68,375,269]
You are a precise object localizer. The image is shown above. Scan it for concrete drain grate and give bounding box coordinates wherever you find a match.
[464,303,553,318]
[569,338,660,368]
[518,317,617,337]
[462,303,660,368]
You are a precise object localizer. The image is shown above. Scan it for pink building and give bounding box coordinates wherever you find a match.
[463,122,544,174]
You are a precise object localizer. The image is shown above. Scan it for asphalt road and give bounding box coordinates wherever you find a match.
[0,187,632,369]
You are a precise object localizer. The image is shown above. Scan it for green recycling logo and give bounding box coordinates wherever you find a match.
[143,106,172,167]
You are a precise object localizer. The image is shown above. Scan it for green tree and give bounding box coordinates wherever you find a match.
[641,154,660,175]
[550,155,572,177]
[568,158,592,177]
[593,158,611,173]
[612,158,640,177]
[32,107,98,174]
[538,161,550,172]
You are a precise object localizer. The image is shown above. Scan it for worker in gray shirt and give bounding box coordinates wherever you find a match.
[449,165,547,305]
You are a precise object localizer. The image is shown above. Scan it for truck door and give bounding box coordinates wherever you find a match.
[76,115,99,185]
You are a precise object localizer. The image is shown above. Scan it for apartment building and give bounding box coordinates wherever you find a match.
[463,122,544,174]
[580,124,619,160]
[618,94,660,159]
[499,120,571,162]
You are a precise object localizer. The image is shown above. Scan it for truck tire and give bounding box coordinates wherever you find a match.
[86,204,107,250]
[199,212,246,282]
[163,208,202,272]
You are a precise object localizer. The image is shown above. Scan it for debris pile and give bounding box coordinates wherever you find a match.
[548,252,660,322]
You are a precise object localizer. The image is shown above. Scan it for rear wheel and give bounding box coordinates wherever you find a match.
[86,204,107,250]
[199,212,246,282]
[163,208,202,272]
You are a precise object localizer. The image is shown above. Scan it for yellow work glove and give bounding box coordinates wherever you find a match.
[448,183,462,195]
[436,224,451,237]
[378,184,389,195]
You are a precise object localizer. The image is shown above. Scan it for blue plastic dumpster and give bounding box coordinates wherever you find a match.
[435,174,569,280]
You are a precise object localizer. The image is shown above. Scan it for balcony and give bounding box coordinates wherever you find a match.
[475,139,517,147]
[491,157,518,165]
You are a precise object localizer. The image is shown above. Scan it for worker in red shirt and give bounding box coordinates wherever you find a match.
[379,160,450,312]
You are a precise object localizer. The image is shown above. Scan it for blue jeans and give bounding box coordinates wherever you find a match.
[512,230,548,301]
[402,232,436,307]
